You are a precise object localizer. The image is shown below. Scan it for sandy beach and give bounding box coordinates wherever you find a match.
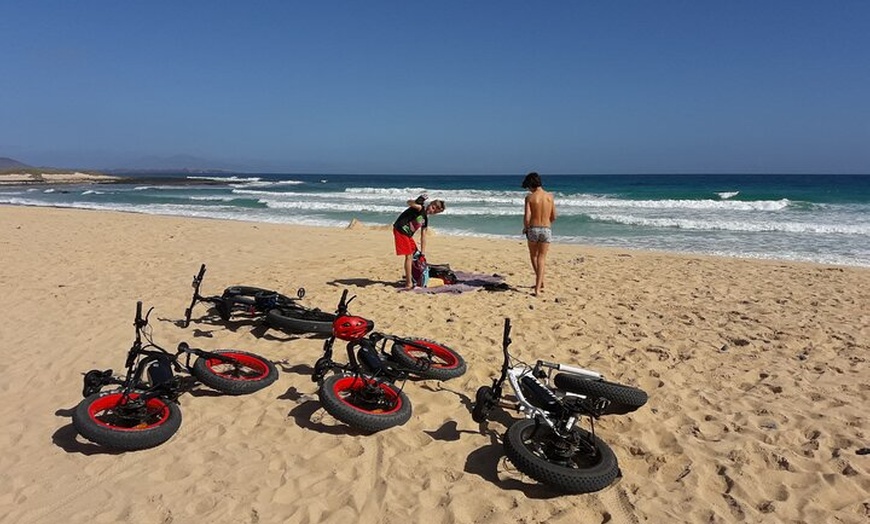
[0,173,121,185]
[1,204,867,524]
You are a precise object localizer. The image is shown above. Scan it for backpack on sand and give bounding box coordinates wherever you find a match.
[411,251,429,288]
[428,263,458,285]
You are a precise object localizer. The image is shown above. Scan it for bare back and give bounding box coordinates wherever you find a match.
[524,188,556,228]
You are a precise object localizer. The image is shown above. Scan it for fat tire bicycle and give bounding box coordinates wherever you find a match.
[182,263,335,335]
[73,301,278,451]
[311,290,466,433]
[472,318,648,493]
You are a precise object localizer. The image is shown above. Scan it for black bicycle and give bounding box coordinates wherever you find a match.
[73,301,279,451]
[472,318,648,493]
[182,263,335,335]
[311,290,466,433]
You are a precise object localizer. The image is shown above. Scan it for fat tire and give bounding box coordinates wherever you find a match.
[503,419,619,493]
[265,307,335,335]
[223,286,296,305]
[553,374,648,415]
[390,338,467,380]
[192,350,278,395]
[222,285,273,298]
[318,374,411,433]
[72,390,182,451]
[472,385,496,423]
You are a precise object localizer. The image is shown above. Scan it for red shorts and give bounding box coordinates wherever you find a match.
[393,228,417,256]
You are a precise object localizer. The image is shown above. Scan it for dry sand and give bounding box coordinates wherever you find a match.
[0,173,121,185]
[0,205,867,524]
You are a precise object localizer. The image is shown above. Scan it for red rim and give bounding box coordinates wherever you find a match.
[205,352,270,381]
[332,376,403,414]
[400,340,460,369]
[87,392,172,430]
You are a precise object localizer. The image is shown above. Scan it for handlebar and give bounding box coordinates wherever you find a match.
[335,289,355,315]
[194,263,206,284]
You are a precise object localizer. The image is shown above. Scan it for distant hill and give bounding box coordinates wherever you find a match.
[0,157,31,169]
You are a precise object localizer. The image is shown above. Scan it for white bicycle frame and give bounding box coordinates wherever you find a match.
[503,358,604,434]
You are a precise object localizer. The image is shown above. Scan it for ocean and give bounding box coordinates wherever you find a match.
[2,173,869,267]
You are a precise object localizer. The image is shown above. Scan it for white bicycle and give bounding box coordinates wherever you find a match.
[472,318,648,493]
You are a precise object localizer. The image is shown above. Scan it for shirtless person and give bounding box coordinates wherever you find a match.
[521,172,556,296]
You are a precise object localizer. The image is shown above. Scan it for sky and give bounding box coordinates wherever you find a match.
[1,1,868,174]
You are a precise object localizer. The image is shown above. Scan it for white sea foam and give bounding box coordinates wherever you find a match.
[133,185,176,191]
[587,213,870,235]
[263,200,405,213]
[560,197,791,211]
[189,195,238,202]
[4,176,868,268]
[187,175,263,183]
[229,180,305,188]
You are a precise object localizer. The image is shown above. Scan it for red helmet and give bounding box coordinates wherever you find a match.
[333,315,373,341]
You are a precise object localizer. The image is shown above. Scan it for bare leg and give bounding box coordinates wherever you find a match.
[403,255,414,289]
[527,241,541,294]
[534,242,550,295]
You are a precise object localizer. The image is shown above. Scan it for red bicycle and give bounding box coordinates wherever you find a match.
[311,290,466,432]
[73,301,278,450]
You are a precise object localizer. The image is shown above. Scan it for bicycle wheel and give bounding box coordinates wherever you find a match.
[503,418,619,493]
[73,390,182,451]
[552,374,648,415]
[318,374,411,433]
[192,350,278,395]
[265,307,335,335]
[222,285,275,298]
[390,338,466,380]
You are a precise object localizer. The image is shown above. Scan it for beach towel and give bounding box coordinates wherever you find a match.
[407,271,512,294]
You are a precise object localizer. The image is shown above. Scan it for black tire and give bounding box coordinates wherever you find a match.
[222,285,274,298]
[318,374,411,433]
[503,418,620,493]
[472,385,497,423]
[192,350,278,395]
[72,389,182,451]
[553,374,648,415]
[390,338,467,380]
[265,307,335,335]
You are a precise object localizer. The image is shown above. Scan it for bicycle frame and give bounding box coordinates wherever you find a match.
[312,290,442,383]
[183,263,306,327]
[84,301,254,404]
[486,318,610,437]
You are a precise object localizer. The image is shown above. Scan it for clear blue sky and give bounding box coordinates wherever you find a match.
[2,1,868,174]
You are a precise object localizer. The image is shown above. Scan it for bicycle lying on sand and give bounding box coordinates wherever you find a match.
[73,301,278,451]
[472,318,648,493]
[311,290,466,433]
[182,263,335,335]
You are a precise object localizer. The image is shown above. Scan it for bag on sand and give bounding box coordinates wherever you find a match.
[428,263,458,285]
[411,251,429,288]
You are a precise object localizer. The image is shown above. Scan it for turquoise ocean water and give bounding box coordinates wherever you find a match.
[2,174,868,267]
